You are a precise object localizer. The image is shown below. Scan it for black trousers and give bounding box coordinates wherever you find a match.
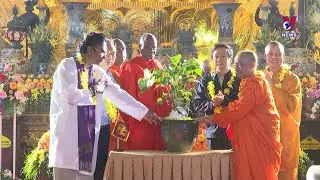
[94,125,110,180]
[209,127,232,150]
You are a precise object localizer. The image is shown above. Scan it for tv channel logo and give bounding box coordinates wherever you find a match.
[282,16,297,31]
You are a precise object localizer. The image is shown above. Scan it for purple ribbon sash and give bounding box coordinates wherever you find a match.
[75,58,96,173]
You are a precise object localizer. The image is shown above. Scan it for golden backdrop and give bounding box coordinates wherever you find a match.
[0,0,298,61]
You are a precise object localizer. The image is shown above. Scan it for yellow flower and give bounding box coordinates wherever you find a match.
[266,65,288,89]
[223,88,230,95]
[26,78,32,83]
[40,78,46,84]
[80,71,89,90]
[105,100,119,123]
[310,77,318,87]
[77,53,85,64]
[214,106,222,113]
[198,134,206,142]
[16,83,26,91]
[90,96,96,104]
[207,81,215,101]
[301,77,308,84]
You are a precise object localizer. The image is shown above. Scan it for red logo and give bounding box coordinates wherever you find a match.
[282,16,297,31]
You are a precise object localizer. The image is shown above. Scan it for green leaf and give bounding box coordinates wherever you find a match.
[138,78,147,92]
[194,68,202,76]
[171,54,181,67]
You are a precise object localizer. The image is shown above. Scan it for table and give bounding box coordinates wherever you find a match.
[104,150,233,180]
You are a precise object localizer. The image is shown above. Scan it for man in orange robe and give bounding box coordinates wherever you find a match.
[121,33,171,150]
[198,50,282,180]
[264,41,302,180]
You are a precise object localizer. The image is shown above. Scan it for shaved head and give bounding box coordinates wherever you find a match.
[235,50,258,79]
[139,33,157,61]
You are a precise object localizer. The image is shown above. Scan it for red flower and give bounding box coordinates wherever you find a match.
[0,73,6,81]
[24,91,30,97]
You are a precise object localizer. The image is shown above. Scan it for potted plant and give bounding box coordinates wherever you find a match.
[138,54,202,152]
[22,131,53,180]
[29,25,61,74]
[298,149,314,180]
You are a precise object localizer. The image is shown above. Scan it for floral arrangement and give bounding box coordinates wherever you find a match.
[192,123,208,151]
[22,131,52,180]
[298,72,320,120]
[298,72,319,97]
[29,25,62,64]
[0,64,52,115]
[310,49,320,65]
[138,54,202,119]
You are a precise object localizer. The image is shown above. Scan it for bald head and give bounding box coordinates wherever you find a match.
[113,38,127,65]
[139,33,157,61]
[235,50,258,79]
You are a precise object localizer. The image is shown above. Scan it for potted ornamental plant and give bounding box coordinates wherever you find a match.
[138,54,202,152]
[29,25,61,74]
[22,131,53,180]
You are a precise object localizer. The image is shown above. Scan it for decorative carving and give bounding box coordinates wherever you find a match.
[212,2,240,43]
[85,10,121,36]
[176,29,197,58]
[111,25,133,59]
[18,114,50,173]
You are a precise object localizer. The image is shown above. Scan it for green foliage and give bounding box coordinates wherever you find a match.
[22,148,52,180]
[253,22,284,52]
[306,1,320,34]
[138,54,202,117]
[29,25,62,63]
[298,149,314,180]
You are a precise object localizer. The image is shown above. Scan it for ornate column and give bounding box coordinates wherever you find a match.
[212,2,240,54]
[59,0,91,57]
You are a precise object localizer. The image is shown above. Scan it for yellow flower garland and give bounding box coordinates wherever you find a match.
[76,54,96,104]
[105,100,119,123]
[207,69,237,113]
[266,65,289,89]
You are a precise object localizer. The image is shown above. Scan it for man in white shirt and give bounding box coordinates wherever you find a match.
[49,32,161,180]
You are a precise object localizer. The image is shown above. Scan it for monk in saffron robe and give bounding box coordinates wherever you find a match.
[121,33,171,150]
[197,50,282,180]
[264,41,302,180]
